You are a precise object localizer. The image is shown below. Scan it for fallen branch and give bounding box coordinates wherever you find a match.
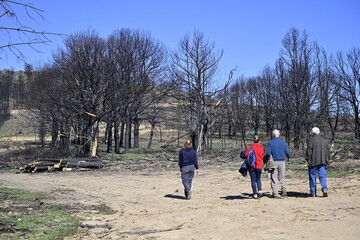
[118,223,184,235]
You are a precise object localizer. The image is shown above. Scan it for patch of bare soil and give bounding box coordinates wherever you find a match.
[1,161,360,240]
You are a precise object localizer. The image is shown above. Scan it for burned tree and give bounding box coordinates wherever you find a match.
[333,48,360,140]
[172,30,224,152]
[313,45,342,141]
[107,29,168,153]
[0,70,12,129]
[258,65,277,137]
[53,30,111,156]
[276,28,317,148]
[0,0,61,62]
[222,77,248,147]
[245,77,262,136]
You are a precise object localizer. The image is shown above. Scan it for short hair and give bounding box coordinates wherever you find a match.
[254,135,260,143]
[272,129,280,137]
[312,127,320,135]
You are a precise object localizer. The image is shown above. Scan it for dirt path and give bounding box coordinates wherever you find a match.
[1,170,359,239]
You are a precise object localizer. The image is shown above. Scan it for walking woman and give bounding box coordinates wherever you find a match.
[244,136,265,199]
[178,139,199,200]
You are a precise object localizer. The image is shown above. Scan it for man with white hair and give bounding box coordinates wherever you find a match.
[305,127,330,197]
[266,129,291,198]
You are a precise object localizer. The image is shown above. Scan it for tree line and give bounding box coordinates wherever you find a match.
[0,27,359,157]
[219,28,359,150]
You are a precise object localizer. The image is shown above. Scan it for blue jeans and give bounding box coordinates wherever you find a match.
[249,168,262,194]
[308,165,328,195]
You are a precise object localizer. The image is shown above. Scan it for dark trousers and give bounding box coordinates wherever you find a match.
[181,165,195,191]
[249,168,262,194]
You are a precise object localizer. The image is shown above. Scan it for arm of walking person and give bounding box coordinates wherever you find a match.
[178,150,182,171]
[266,143,272,156]
[193,149,199,170]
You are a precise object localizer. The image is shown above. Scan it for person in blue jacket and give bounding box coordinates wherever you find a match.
[179,139,199,200]
[267,129,291,198]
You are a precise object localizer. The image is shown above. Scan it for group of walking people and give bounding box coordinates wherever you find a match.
[178,127,330,200]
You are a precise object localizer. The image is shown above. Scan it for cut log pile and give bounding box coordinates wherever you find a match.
[20,158,103,173]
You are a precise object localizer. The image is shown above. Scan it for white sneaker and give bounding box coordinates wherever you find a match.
[253,194,258,199]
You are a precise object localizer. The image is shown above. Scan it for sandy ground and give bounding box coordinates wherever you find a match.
[1,169,359,240]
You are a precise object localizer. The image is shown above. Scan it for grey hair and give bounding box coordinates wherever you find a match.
[272,129,280,137]
[312,127,320,135]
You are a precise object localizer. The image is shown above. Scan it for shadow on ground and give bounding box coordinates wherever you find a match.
[220,193,253,200]
[285,191,313,198]
[220,191,315,200]
[163,194,186,200]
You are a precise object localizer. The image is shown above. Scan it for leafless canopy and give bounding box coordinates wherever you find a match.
[0,0,62,62]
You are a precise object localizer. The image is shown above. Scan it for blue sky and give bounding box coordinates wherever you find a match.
[1,0,359,78]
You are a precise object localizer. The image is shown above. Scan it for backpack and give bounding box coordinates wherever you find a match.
[245,148,256,167]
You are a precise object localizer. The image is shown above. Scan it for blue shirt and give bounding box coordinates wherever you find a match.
[179,148,198,169]
[267,137,291,161]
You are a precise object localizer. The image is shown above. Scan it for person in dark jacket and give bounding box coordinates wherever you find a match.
[244,136,265,199]
[305,127,330,197]
[179,139,199,200]
[266,129,291,198]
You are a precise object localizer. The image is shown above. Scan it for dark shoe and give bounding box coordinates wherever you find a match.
[322,190,328,197]
[281,187,287,197]
[186,190,192,200]
[258,192,263,198]
[271,194,281,199]
[310,193,316,197]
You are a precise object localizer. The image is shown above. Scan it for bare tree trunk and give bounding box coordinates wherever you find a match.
[114,120,120,154]
[91,138,98,157]
[82,120,92,156]
[159,124,163,142]
[125,112,131,153]
[74,122,81,145]
[59,121,71,150]
[191,130,197,151]
[104,123,108,144]
[90,120,100,157]
[133,116,140,148]
[119,119,125,147]
[355,110,360,140]
[147,122,155,149]
[227,124,232,138]
[203,119,209,152]
[51,118,58,147]
[204,130,209,152]
[38,118,46,147]
[284,125,291,146]
[177,126,180,147]
[293,120,301,149]
[106,121,113,153]
[197,124,204,152]
[241,127,246,148]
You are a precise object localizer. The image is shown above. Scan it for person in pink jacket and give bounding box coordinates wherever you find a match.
[244,136,265,199]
